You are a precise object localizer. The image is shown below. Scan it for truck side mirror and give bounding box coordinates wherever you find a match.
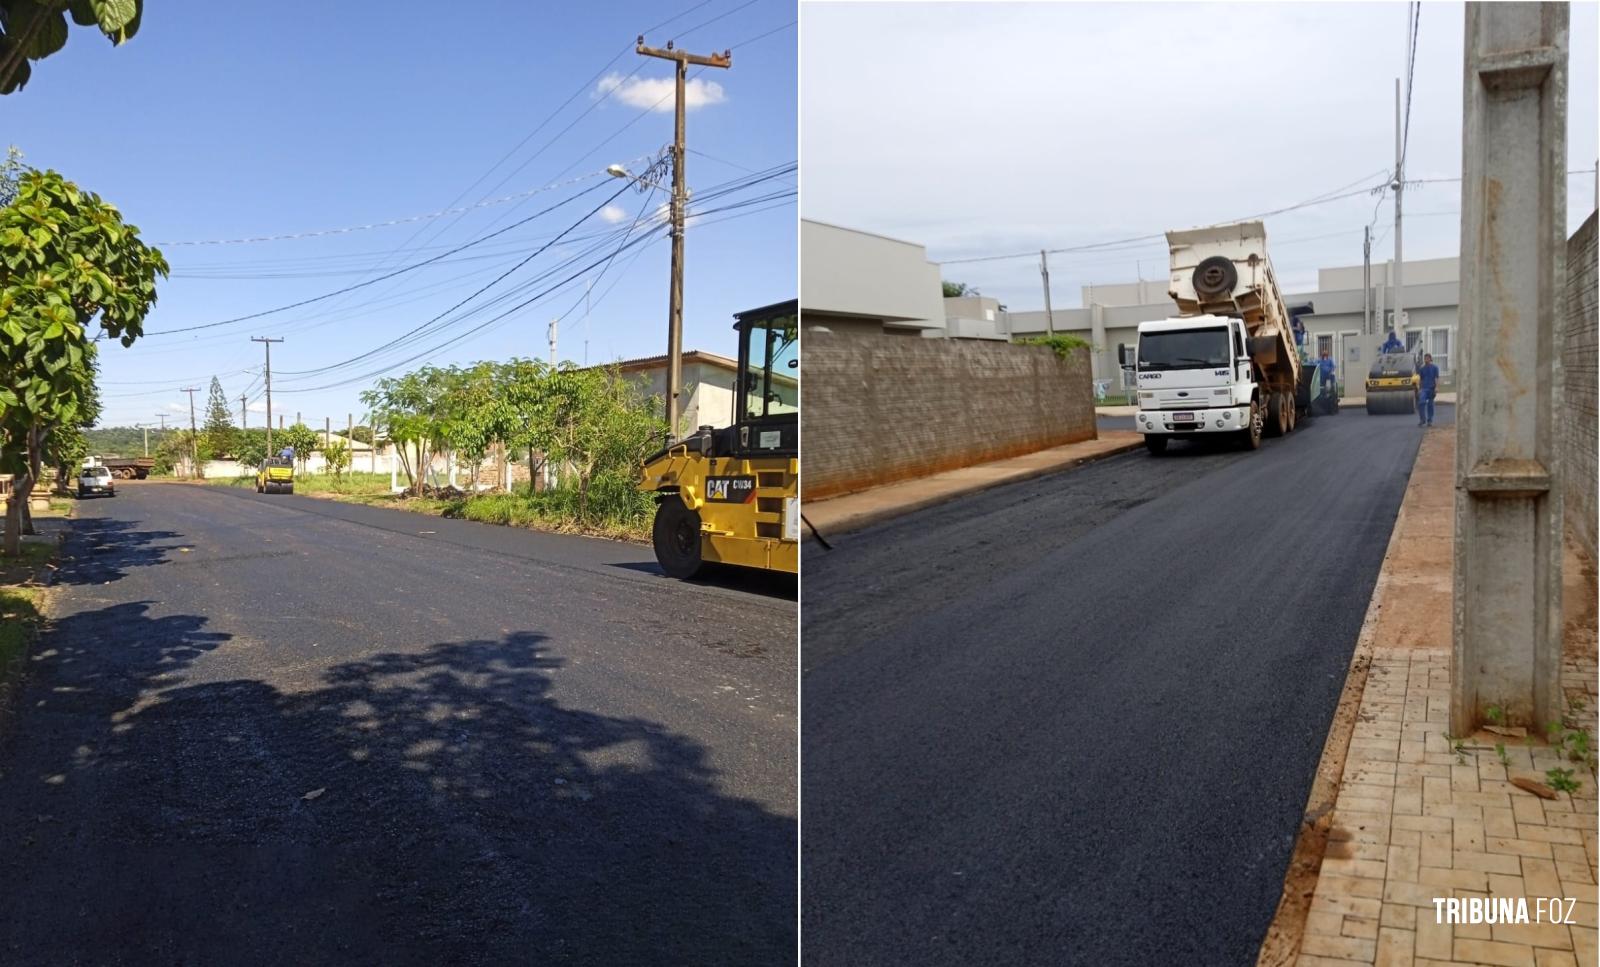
[1118,344,1131,366]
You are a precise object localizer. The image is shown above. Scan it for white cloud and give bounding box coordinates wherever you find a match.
[599,204,629,224]
[595,72,726,112]
[248,401,268,413]
[165,402,184,412]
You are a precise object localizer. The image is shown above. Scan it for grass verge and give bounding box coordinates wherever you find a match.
[0,540,58,727]
[206,473,653,543]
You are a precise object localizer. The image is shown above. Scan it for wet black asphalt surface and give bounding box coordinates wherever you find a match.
[0,482,797,965]
[801,406,1452,966]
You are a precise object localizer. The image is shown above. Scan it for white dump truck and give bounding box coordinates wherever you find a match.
[1130,220,1315,455]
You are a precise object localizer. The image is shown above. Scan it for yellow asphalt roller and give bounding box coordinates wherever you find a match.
[1365,352,1420,416]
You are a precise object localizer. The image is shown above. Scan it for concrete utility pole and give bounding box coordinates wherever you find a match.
[1393,77,1406,348]
[251,336,283,450]
[135,423,151,457]
[1039,250,1056,337]
[1452,2,1568,736]
[239,394,248,431]
[181,387,200,478]
[1363,226,1373,336]
[153,414,167,432]
[548,317,558,367]
[637,35,731,440]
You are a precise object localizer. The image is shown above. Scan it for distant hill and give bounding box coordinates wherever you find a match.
[85,426,175,458]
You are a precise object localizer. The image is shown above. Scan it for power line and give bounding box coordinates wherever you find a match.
[941,174,1390,265]
[275,181,638,379]
[143,179,613,337]
[1401,2,1420,172]
[148,165,639,247]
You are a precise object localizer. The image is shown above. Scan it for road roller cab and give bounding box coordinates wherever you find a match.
[1364,351,1421,415]
[639,299,799,579]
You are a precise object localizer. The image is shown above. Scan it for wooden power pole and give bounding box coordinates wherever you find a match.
[251,336,283,450]
[636,35,730,440]
[180,386,200,478]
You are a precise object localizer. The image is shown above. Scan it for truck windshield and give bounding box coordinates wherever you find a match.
[1138,327,1231,371]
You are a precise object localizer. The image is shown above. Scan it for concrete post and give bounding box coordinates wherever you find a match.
[1089,302,1107,383]
[1452,2,1569,736]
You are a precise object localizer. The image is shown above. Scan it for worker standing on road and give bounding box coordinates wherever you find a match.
[1418,353,1440,427]
[1316,349,1339,407]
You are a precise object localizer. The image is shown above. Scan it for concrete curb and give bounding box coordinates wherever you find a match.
[805,440,1145,541]
[1254,436,1422,967]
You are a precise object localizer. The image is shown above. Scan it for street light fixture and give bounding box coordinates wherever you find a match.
[607,162,669,192]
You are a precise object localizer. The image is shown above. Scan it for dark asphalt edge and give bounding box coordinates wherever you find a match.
[804,440,1145,545]
[172,481,796,612]
[1253,432,1421,967]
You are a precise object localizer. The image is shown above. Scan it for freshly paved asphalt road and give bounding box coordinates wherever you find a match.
[0,483,796,965]
[802,406,1453,966]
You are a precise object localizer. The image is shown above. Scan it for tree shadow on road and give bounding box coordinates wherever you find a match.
[50,516,183,587]
[0,602,795,965]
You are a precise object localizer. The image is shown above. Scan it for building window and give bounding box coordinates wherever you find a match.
[1429,328,1451,375]
[1316,334,1333,359]
[1405,330,1423,353]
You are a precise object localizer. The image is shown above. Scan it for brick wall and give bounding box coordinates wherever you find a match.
[1564,211,1598,562]
[804,323,1097,499]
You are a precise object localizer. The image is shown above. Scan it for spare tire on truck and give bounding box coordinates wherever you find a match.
[1192,255,1238,299]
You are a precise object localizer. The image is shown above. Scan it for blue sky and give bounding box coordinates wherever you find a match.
[5,0,796,429]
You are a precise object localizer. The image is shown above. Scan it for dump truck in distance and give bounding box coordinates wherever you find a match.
[1131,220,1309,454]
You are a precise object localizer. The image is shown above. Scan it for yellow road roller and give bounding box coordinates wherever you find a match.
[639,300,798,578]
[1365,351,1420,415]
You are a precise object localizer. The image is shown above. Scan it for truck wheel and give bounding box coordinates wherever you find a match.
[1265,392,1285,437]
[652,495,704,579]
[1240,401,1264,450]
[1285,392,1297,432]
[1144,435,1168,455]
[1192,256,1238,299]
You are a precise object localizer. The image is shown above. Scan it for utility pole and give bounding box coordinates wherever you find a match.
[1393,76,1405,349]
[251,336,283,451]
[154,414,168,432]
[584,277,592,367]
[180,386,200,479]
[1363,225,1372,336]
[1453,0,1568,736]
[1039,250,1056,337]
[135,423,151,457]
[239,394,248,431]
[548,317,558,367]
[637,35,731,440]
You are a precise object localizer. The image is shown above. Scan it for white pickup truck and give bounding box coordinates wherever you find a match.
[77,464,116,498]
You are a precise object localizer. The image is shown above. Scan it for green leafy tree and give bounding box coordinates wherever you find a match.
[361,367,455,496]
[202,375,235,457]
[232,427,269,469]
[0,167,166,554]
[322,437,350,481]
[942,280,978,298]
[277,422,318,471]
[0,0,145,95]
[544,365,664,520]
[0,145,24,206]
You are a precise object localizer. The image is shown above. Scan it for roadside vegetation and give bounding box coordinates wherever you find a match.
[0,153,166,556]
[0,535,56,720]
[201,360,664,542]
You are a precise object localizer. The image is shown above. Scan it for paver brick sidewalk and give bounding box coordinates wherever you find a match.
[1289,430,1599,967]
